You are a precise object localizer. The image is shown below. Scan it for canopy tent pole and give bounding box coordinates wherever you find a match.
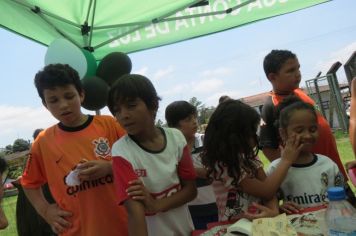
[11,0,82,48]
[88,0,96,50]
[161,0,256,22]
[11,0,81,28]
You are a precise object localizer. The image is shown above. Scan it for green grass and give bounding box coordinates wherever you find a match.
[1,195,17,236]
[0,134,355,235]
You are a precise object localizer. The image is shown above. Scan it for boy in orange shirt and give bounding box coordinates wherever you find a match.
[21,64,128,236]
[259,49,347,178]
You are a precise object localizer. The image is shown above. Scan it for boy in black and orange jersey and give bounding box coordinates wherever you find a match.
[21,64,128,236]
[259,49,347,179]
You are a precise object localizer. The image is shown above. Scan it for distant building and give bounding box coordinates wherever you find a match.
[241,84,349,129]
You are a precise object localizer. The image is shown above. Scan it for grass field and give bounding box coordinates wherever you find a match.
[0,132,355,235]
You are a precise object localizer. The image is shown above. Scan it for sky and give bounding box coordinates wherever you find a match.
[1,0,356,148]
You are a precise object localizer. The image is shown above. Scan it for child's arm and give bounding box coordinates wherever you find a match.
[124,199,148,236]
[0,177,8,230]
[127,179,197,213]
[23,187,72,234]
[77,160,112,181]
[243,167,279,219]
[349,78,356,156]
[240,134,303,199]
[0,207,8,230]
[195,167,208,179]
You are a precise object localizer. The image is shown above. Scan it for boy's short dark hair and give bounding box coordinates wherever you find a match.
[34,64,83,102]
[218,95,231,104]
[165,101,197,127]
[32,129,44,140]
[263,50,297,77]
[0,157,7,175]
[275,95,317,130]
[108,74,161,115]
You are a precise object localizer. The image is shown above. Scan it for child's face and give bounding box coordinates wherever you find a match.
[114,98,155,136]
[177,114,198,140]
[43,85,84,127]
[270,58,301,93]
[281,109,318,152]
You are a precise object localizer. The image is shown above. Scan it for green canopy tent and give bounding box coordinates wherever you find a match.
[0,0,329,61]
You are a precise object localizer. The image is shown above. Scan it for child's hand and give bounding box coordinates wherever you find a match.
[243,202,279,220]
[279,201,303,214]
[126,179,158,214]
[280,134,304,164]
[346,160,356,170]
[77,160,112,181]
[43,203,72,234]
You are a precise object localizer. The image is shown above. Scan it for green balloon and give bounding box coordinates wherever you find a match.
[97,52,132,86]
[81,76,109,111]
[82,49,97,77]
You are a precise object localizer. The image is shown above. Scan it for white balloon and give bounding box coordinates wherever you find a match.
[45,38,87,79]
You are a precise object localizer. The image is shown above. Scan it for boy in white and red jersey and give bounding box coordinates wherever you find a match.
[108,74,197,236]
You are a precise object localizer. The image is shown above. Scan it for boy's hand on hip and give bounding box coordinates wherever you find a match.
[127,179,159,214]
[44,203,72,234]
[77,160,112,181]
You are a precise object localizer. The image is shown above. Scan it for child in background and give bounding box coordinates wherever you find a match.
[259,49,347,180]
[108,74,197,236]
[21,64,128,236]
[165,100,218,229]
[0,157,8,230]
[266,96,352,214]
[202,99,304,222]
[15,128,56,236]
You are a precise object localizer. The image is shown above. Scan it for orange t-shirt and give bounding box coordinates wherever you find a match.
[22,115,128,236]
[271,89,347,178]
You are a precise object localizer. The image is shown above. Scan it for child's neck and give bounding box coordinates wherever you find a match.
[273,88,294,95]
[134,127,165,152]
[186,136,195,151]
[293,151,314,165]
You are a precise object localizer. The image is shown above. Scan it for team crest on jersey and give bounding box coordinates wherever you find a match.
[92,138,110,158]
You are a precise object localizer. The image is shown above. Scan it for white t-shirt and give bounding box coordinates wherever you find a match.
[112,127,196,236]
[267,154,344,208]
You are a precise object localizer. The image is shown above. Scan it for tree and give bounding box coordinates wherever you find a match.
[5,145,12,154]
[155,119,166,127]
[188,97,215,125]
[198,105,215,124]
[12,138,30,152]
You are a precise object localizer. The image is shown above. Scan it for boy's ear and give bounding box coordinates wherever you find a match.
[267,72,276,82]
[80,90,85,104]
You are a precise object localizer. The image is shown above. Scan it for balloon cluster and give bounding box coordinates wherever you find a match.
[45,38,132,110]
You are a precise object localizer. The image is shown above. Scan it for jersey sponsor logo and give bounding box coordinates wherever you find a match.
[135,169,147,177]
[151,183,181,200]
[64,174,114,196]
[286,192,327,205]
[92,137,111,158]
